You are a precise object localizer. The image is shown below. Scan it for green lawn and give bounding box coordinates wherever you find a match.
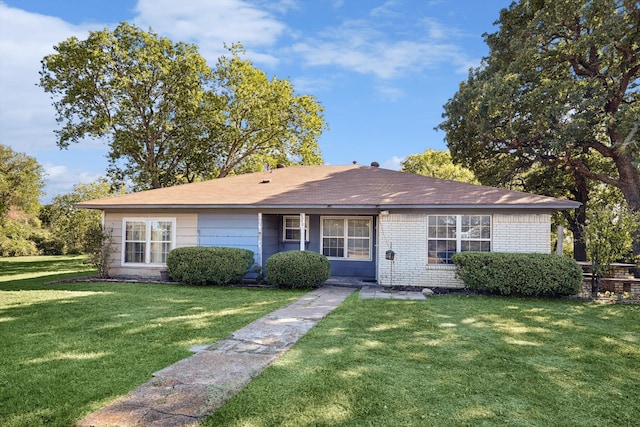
[3,257,639,426]
[205,294,640,427]
[0,256,305,427]
[0,255,95,282]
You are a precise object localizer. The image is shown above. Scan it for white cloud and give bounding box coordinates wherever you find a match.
[291,17,474,80]
[290,76,334,94]
[370,0,401,18]
[257,0,299,14]
[133,0,288,65]
[375,83,405,102]
[422,17,449,40]
[382,156,403,170]
[0,3,118,203]
[42,163,103,202]
[0,3,102,154]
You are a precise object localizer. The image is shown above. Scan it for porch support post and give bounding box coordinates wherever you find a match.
[257,213,263,266]
[299,213,306,251]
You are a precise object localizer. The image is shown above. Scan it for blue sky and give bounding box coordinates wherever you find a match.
[0,0,512,202]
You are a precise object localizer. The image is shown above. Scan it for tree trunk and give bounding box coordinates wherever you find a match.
[615,154,640,258]
[572,218,587,261]
[571,172,590,261]
[591,271,599,299]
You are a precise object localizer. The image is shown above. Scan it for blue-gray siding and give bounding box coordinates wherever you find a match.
[197,213,259,263]
[196,212,376,278]
[261,214,376,278]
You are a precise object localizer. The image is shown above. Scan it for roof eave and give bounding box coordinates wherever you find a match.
[382,203,582,210]
[77,202,582,210]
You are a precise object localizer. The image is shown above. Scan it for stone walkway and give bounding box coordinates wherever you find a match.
[76,286,355,427]
[359,285,426,300]
[75,284,427,426]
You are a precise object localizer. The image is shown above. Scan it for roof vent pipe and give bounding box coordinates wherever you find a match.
[370,161,380,167]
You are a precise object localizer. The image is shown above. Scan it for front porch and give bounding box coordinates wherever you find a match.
[259,213,378,279]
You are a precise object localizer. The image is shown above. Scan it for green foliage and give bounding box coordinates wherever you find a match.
[584,203,640,295]
[439,0,640,256]
[83,224,115,278]
[265,250,331,289]
[0,144,44,220]
[39,26,326,191]
[208,44,326,178]
[0,213,42,257]
[452,252,582,296]
[39,22,214,190]
[166,246,255,285]
[401,149,478,183]
[30,231,65,255]
[43,179,119,254]
[0,223,38,256]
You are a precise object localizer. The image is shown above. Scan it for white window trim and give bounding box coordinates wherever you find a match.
[427,215,492,264]
[282,215,310,242]
[320,216,372,261]
[121,217,177,266]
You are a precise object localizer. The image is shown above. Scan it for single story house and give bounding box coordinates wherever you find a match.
[78,164,580,288]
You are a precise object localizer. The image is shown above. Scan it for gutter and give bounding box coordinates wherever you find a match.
[77,202,582,210]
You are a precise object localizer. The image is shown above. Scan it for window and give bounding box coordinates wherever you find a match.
[123,218,175,265]
[283,215,309,241]
[321,217,371,260]
[427,215,491,264]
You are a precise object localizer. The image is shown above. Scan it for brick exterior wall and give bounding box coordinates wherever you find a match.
[492,213,551,253]
[377,212,553,288]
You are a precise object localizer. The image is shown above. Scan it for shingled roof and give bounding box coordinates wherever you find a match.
[77,165,581,210]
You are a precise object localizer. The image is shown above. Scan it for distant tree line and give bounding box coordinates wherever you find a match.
[0,144,118,256]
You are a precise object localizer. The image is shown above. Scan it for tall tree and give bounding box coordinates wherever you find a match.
[40,27,326,191]
[207,44,325,178]
[0,145,44,221]
[401,149,478,183]
[39,22,216,191]
[438,0,640,257]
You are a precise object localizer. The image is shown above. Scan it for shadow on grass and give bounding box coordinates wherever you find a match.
[0,277,304,427]
[204,295,640,427]
[0,255,95,285]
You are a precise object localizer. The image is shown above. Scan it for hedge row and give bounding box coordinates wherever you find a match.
[166,247,331,288]
[166,246,254,286]
[452,252,582,296]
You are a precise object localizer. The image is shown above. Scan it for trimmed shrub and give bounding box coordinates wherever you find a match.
[265,251,331,289]
[166,246,254,286]
[452,252,582,297]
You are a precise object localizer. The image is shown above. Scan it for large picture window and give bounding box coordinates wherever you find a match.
[427,215,491,264]
[321,217,371,260]
[123,218,175,265]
